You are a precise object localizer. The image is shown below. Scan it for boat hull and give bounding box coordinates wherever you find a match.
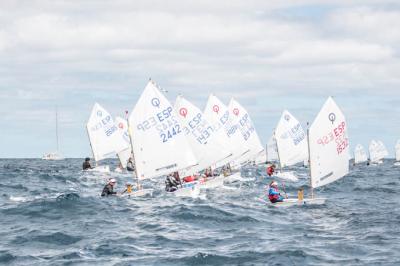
[272,198,326,207]
[171,183,200,198]
[86,165,110,173]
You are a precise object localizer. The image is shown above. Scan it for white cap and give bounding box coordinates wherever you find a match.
[271,181,278,186]
[109,178,116,183]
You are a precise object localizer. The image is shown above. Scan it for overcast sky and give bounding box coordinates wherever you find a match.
[1,0,400,158]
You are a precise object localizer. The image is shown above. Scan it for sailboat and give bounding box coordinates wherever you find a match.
[173,95,231,189]
[114,116,133,172]
[272,110,308,182]
[272,97,350,206]
[354,144,368,165]
[369,140,388,164]
[128,80,200,197]
[86,103,127,173]
[227,98,264,167]
[202,94,250,181]
[394,140,400,166]
[42,107,64,160]
[203,94,250,164]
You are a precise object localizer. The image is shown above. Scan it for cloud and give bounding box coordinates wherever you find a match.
[0,1,400,157]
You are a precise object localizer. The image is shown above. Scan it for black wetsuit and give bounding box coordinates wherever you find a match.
[165,176,180,192]
[82,161,92,170]
[126,161,135,172]
[101,184,117,197]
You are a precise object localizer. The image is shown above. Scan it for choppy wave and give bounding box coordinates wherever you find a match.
[1,158,400,265]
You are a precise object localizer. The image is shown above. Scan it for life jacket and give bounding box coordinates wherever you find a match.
[165,176,178,187]
[266,166,274,176]
[183,176,195,183]
[268,186,280,202]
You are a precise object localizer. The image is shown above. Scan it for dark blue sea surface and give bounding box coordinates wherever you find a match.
[1,159,399,265]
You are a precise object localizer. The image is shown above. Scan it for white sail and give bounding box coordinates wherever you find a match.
[369,140,388,163]
[227,98,264,162]
[266,135,279,162]
[115,116,132,168]
[128,80,197,180]
[395,140,400,162]
[86,103,126,162]
[275,110,308,167]
[203,94,250,163]
[309,97,350,189]
[354,144,368,164]
[173,95,231,174]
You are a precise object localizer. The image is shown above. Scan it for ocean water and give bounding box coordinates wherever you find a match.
[0,159,399,266]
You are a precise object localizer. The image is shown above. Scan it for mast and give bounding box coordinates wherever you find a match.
[56,106,59,152]
[86,126,98,167]
[274,130,283,172]
[126,110,141,190]
[306,122,313,198]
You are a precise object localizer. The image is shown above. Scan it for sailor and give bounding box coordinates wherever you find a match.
[268,180,284,203]
[266,164,276,176]
[82,157,93,170]
[204,167,213,178]
[183,175,196,183]
[165,172,181,192]
[101,178,117,197]
[126,157,135,172]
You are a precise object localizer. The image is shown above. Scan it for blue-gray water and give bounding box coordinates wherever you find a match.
[1,159,399,266]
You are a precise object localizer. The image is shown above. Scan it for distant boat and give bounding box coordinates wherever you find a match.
[394,140,400,166]
[354,144,368,165]
[42,107,64,160]
[369,140,388,164]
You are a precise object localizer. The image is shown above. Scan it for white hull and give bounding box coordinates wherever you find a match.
[122,189,153,197]
[394,161,400,166]
[171,184,200,198]
[274,171,299,182]
[273,198,326,207]
[86,165,110,173]
[198,175,224,189]
[371,160,383,165]
[42,152,64,160]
